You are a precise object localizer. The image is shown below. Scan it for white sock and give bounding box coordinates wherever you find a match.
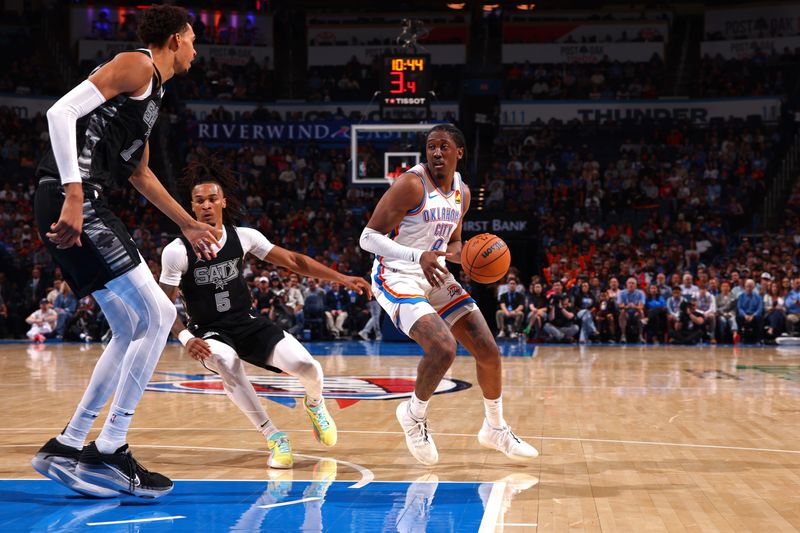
[484,396,506,428]
[409,392,429,420]
[259,419,280,440]
[95,406,133,453]
[56,407,99,449]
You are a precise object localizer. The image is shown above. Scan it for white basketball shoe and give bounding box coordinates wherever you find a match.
[478,420,539,461]
[396,401,439,466]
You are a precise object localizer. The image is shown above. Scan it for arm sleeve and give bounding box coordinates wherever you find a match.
[159,239,189,286]
[46,80,107,185]
[236,227,275,260]
[359,227,422,263]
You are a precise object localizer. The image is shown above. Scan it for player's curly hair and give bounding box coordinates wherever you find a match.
[182,156,244,225]
[427,123,468,173]
[137,5,191,47]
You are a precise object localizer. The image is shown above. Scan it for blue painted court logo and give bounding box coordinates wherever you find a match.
[147,373,471,408]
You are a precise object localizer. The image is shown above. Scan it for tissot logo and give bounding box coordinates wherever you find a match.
[147,374,471,408]
[194,259,239,289]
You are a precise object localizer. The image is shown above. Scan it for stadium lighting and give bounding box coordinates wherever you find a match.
[516,3,536,10]
[482,4,500,11]
[446,3,465,9]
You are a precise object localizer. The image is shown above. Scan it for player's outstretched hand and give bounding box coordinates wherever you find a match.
[182,221,222,260]
[186,337,212,361]
[47,195,83,249]
[420,250,451,288]
[343,276,373,299]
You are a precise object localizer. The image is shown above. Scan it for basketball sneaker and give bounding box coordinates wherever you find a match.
[396,400,438,465]
[75,441,173,499]
[31,438,119,498]
[304,397,337,447]
[478,420,539,461]
[303,458,337,499]
[267,432,293,469]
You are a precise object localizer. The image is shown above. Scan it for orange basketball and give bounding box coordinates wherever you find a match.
[461,233,511,284]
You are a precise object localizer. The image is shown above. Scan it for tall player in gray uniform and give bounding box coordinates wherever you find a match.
[31,6,219,499]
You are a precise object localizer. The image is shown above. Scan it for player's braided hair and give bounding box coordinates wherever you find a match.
[137,5,191,47]
[182,156,243,225]
[427,123,467,173]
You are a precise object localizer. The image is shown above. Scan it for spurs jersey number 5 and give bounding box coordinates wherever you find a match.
[378,163,465,277]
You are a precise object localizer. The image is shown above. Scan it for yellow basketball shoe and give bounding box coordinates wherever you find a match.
[267,432,294,469]
[304,397,338,447]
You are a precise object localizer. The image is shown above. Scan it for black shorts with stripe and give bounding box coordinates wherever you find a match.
[34,177,141,298]
[192,313,285,373]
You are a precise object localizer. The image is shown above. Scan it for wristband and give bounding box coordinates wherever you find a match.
[178,329,194,347]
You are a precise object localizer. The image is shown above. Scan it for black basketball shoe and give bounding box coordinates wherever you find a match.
[31,437,119,498]
[75,441,173,499]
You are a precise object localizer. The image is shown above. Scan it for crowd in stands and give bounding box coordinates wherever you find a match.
[168,56,276,102]
[698,49,798,98]
[1,100,797,346]
[505,55,666,100]
[70,51,800,103]
[480,112,798,344]
[494,267,800,345]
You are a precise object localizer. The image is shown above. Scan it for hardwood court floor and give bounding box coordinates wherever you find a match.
[2,341,800,532]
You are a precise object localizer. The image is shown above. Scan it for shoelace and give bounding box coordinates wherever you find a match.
[273,435,291,455]
[496,426,522,452]
[407,419,432,446]
[309,404,330,431]
[119,451,149,493]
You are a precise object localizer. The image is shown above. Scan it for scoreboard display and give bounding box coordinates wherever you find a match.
[381,55,432,107]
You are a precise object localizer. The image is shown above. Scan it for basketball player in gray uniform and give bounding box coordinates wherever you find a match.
[31,6,218,499]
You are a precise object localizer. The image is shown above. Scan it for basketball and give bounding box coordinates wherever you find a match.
[461,233,511,284]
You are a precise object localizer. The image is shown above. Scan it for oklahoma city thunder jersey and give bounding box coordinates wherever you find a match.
[374,163,465,278]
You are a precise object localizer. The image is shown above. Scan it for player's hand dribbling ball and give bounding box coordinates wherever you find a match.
[461,233,511,284]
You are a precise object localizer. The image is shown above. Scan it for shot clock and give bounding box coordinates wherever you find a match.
[381,55,432,107]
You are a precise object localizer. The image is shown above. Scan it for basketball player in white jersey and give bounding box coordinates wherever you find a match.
[359,124,538,465]
[31,5,219,498]
[159,157,371,469]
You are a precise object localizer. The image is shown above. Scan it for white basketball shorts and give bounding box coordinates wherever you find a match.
[371,262,477,336]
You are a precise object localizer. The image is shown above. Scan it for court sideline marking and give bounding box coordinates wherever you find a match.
[4,428,800,456]
[87,516,186,526]
[478,481,506,533]
[258,497,320,509]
